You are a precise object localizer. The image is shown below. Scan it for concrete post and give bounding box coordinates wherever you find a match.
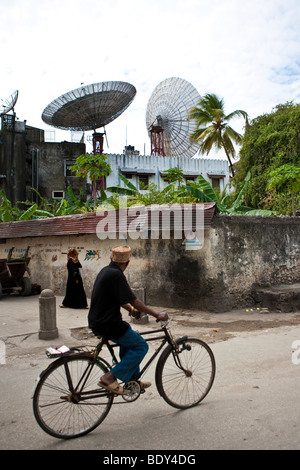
[131,286,149,325]
[39,289,58,340]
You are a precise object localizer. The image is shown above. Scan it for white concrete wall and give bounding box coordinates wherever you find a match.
[105,154,229,192]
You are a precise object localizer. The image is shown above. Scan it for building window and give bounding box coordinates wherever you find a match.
[65,160,76,177]
[52,190,65,199]
[138,175,149,189]
[184,176,197,183]
[207,174,225,192]
[211,178,220,190]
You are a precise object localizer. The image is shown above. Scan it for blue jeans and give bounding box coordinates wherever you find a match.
[110,325,149,383]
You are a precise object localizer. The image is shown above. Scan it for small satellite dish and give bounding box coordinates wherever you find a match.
[0,90,18,115]
[146,77,200,158]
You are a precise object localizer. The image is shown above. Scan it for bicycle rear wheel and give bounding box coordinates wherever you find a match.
[155,337,215,409]
[33,355,113,439]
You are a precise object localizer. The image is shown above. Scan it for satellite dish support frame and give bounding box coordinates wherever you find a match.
[92,132,104,155]
[92,131,106,196]
[150,125,165,157]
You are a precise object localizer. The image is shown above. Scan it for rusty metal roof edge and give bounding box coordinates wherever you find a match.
[0,203,216,239]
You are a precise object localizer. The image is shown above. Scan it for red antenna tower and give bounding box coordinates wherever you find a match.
[92,132,104,154]
[150,125,165,157]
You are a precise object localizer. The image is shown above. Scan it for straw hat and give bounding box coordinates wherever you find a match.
[111,245,132,263]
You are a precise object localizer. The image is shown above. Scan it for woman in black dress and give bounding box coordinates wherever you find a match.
[60,248,88,309]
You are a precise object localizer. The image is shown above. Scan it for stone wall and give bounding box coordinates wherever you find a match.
[0,121,27,203]
[27,141,86,200]
[0,214,299,312]
[121,215,300,312]
[207,215,300,310]
[0,123,86,204]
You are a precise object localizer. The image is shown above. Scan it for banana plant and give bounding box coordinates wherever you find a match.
[18,204,39,220]
[0,190,16,221]
[107,174,140,197]
[107,174,177,206]
[0,191,48,221]
[183,173,276,215]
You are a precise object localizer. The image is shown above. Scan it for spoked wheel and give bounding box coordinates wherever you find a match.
[33,355,113,439]
[155,338,216,409]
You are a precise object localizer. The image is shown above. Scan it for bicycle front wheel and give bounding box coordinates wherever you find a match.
[155,337,216,409]
[33,355,113,439]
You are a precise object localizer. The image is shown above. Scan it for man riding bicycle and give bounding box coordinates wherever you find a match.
[88,245,168,395]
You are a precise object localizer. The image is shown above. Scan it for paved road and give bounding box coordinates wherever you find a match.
[1,294,300,451]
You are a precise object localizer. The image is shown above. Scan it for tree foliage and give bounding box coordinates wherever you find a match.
[1,171,276,223]
[70,153,111,180]
[70,153,111,200]
[189,93,248,175]
[0,186,102,222]
[161,168,185,185]
[234,102,300,214]
[107,173,274,215]
[267,164,300,216]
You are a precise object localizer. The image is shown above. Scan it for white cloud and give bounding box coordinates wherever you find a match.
[1,0,300,158]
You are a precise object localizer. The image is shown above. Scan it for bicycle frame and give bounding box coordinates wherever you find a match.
[42,322,188,405]
[33,321,216,439]
[95,321,181,381]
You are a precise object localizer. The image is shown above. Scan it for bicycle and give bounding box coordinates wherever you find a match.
[32,318,216,439]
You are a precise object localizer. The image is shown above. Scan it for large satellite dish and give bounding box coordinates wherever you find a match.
[0,90,18,115]
[42,81,136,132]
[146,77,200,158]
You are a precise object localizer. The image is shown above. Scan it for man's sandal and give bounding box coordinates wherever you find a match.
[139,381,152,390]
[98,379,126,395]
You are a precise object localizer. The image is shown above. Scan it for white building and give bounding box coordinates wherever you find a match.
[105,149,229,193]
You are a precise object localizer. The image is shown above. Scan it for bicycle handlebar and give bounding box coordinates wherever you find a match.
[156,317,172,328]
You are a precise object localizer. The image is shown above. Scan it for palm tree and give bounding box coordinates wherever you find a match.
[189,93,248,176]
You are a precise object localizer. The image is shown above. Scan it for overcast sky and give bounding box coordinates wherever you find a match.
[1,0,300,159]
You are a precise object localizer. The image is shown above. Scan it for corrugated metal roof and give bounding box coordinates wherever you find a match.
[0,203,216,239]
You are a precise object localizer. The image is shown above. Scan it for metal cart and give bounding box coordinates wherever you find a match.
[0,246,32,297]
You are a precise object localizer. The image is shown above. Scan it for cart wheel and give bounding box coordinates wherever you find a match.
[20,277,32,296]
